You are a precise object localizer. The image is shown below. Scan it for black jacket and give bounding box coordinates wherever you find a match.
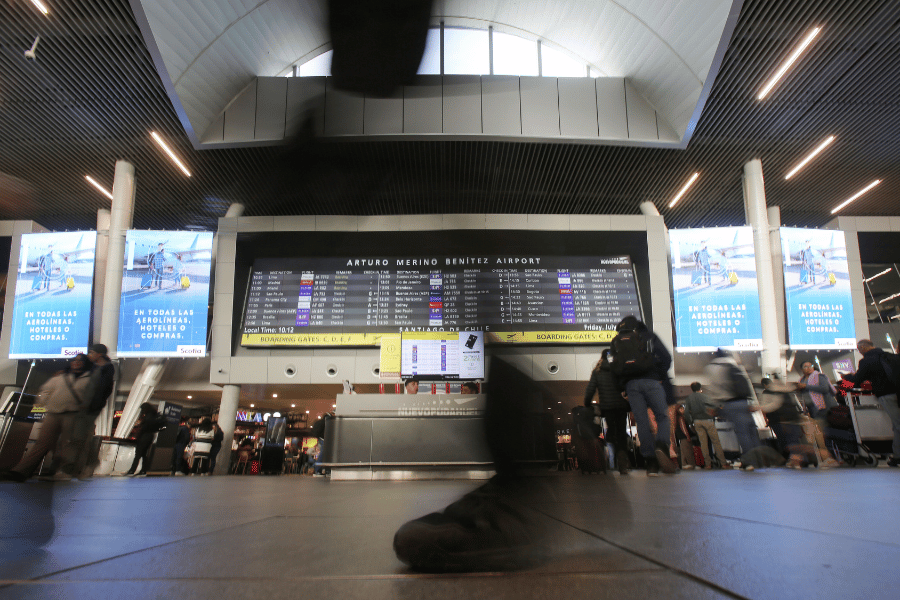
[844,347,896,397]
[583,362,630,411]
[89,362,116,413]
[611,327,672,385]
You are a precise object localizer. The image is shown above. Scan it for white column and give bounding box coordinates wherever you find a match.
[100,161,135,359]
[639,201,660,216]
[215,384,240,474]
[93,208,118,436]
[743,159,783,377]
[112,358,167,439]
[767,206,788,377]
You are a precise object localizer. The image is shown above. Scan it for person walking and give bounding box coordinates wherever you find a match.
[583,349,632,474]
[683,382,730,469]
[842,339,900,467]
[191,418,215,475]
[124,403,167,476]
[208,422,224,475]
[1,354,96,482]
[705,349,760,469]
[171,419,191,475]
[609,315,676,476]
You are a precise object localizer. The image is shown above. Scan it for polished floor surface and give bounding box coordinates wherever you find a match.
[1,468,899,599]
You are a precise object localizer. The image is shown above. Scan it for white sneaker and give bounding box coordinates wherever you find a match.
[174,472,185,476]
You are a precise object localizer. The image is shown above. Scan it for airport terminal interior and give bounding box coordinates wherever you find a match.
[2,0,900,598]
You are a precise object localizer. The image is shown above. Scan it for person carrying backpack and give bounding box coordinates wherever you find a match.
[609,316,676,476]
[842,339,900,467]
[704,349,760,467]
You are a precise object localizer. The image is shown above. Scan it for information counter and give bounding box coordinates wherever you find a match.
[319,393,493,480]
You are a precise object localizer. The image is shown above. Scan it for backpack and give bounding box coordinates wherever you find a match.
[879,352,900,395]
[610,330,655,378]
[728,362,753,399]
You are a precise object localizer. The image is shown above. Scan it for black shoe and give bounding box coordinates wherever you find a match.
[393,477,546,572]
[617,450,630,475]
[646,458,660,477]
[887,457,900,467]
[655,442,677,474]
[0,470,27,482]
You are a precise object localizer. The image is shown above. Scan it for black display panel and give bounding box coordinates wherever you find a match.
[233,230,650,347]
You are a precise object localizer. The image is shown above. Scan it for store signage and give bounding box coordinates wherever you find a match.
[780,228,856,349]
[669,227,762,351]
[9,231,97,358]
[116,230,213,357]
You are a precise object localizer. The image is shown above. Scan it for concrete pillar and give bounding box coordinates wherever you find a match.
[743,159,783,377]
[92,208,118,437]
[100,161,134,360]
[215,384,240,474]
[112,358,167,439]
[212,203,244,475]
[639,201,660,216]
[767,206,788,376]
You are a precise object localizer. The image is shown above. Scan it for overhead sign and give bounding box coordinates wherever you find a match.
[780,227,855,349]
[117,230,213,357]
[400,331,485,380]
[669,227,763,351]
[9,231,97,358]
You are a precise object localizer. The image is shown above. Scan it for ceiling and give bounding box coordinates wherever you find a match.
[0,0,898,238]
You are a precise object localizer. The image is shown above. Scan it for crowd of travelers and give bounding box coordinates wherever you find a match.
[579,317,900,476]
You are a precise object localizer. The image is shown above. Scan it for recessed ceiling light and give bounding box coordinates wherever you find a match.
[332,404,336,408]
[785,136,835,179]
[291,403,296,408]
[187,395,192,399]
[830,180,881,214]
[272,394,277,398]
[306,410,310,414]
[668,172,700,208]
[150,131,191,177]
[85,176,114,200]
[758,27,821,100]
[30,0,49,15]
[250,404,255,407]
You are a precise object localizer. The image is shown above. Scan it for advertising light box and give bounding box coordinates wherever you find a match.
[780,227,855,350]
[9,232,97,358]
[400,331,485,380]
[669,227,762,351]
[117,230,213,357]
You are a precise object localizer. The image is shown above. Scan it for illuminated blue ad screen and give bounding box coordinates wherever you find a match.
[116,230,213,357]
[780,227,855,350]
[8,232,97,358]
[669,227,762,351]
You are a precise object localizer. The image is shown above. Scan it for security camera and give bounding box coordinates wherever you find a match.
[24,35,40,61]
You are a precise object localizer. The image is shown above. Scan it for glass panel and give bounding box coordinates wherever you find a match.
[418,28,441,74]
[444,28,489,75]
[542,44,586,77]
[299,50,332,77]
[492,31,538,76]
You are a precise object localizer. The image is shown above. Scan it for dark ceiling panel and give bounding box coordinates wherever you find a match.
[1,0,900,232]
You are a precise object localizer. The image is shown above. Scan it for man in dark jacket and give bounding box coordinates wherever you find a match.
[583,350,631,474]
[171,419,191,475]
[609,316,676,476]
[843,339,900,466]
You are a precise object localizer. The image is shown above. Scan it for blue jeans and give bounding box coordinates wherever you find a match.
[875,393,900,456]
[625,378,670,457]
[719,399,760,454]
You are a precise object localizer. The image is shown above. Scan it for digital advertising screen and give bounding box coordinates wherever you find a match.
[669,227,763,351]
[8,231,97,358]
[400,331,485,380]
[780,227,855,349]
[116,230,213,357]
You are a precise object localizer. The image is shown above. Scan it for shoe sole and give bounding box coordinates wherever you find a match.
[655,448,677,474]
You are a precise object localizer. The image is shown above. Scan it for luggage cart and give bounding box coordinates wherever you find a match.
[829,389,894,467]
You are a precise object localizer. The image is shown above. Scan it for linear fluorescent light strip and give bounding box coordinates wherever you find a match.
[667,172,699,208]
[30,0,49,15]
[879,291,900,305]
[758,27,821,100]
[864,268,893,283]
[85,175,114,200]
[830,180,881,214]
[785,136,835,179]
[150,131,192,177]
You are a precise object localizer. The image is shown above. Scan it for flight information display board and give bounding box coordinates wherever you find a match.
[240,255,641,346]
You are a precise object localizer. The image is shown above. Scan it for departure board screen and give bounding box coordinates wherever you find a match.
[240,255,641,346]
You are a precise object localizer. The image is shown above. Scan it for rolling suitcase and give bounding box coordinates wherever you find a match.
[571,406,606,473]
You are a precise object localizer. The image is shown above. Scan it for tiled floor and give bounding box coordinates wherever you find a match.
[1,468,899,599]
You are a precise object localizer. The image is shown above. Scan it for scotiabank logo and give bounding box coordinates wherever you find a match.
[62,347,86,357]
[176,345,205,356]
